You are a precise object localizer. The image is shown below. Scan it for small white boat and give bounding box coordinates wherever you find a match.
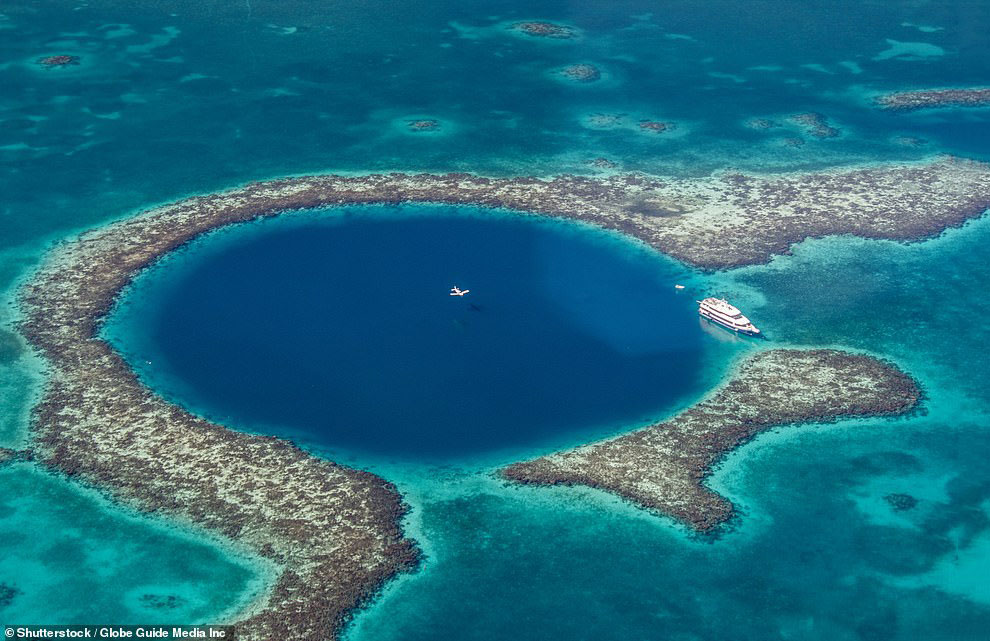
[674,284,685,290]
[450,286,470,296]
[697,297,761,336]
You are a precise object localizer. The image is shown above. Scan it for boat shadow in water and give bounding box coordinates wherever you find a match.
[699,317,767,343]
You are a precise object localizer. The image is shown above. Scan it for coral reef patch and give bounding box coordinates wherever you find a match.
[638,120,674,134]
[37,55,80,67]
[787,112,841,138]
[557,63,601,83]
[875,88,990,111]
[406,119,440,133]
[510,21,578,39]
[884,493,919,511]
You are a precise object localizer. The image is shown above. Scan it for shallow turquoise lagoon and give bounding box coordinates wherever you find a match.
[0,464,270,626]
[104,205,721,461]
[4,0,990,635]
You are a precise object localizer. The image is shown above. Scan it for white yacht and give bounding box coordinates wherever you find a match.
[697,297,761,336]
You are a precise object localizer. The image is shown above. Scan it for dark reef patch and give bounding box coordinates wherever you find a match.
[37,55,80,67]
[557,63,601,83]
[884,493,919,512]
[0,582,19,608]
[787,112,840,139]
[405,119,440,132]
[510,21,578,39]
[638,120,674,134]
[621,195,688,218]
[875,88,990,111]
[587,157,617,169]
[0,450,32,466]
[893,135,929,148]
[745,118,781,130]
[139,593,189,610]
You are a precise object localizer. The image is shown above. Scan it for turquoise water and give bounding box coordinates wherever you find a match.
[104,205,713,461]
[0,464,270,626]
[4,0,990,635]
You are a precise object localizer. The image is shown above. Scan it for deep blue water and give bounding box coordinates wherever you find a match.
[105,206,708,460]
[4,0,990,636]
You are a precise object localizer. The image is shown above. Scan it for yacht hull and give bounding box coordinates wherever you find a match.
[700,311,762,336]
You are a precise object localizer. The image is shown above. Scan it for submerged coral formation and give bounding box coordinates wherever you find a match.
[745,118,781,130]
[638,120,674,134]
[893,135,928,148]
[406,119,440,132]
[510,21,578,39]
[0,582,20,608]
[588,157,618,169]
[583,112,625,128]
[502,350,920,531]
[0,449,31,466]
[875,88,990,111]
[557,63,601,83]
[787,112,840,138]
[37,55,80,67]
[884,492,919,511]
[139,594,189,610]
